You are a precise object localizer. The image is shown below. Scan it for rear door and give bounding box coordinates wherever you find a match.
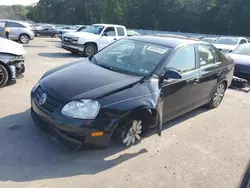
[194,44,222,106]
[7,21,25,40]
[115,26,126,40]
[162,45,200,122]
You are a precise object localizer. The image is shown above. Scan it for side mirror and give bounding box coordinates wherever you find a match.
[163,69,182,80]
[102,32,108,37]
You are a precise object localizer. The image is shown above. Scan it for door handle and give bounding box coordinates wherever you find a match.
[186,77,199,84]
[114,38,117,40]
[193,78,199,83]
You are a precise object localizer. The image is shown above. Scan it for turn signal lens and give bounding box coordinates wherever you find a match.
[91,132,104,137]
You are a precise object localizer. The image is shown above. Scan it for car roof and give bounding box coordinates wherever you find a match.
[128,35,206,48]
[217,36,247,40]
[202,37,217,39]
[93,24,125,27]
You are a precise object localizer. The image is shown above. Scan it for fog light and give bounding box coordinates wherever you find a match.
[91,132,104,137]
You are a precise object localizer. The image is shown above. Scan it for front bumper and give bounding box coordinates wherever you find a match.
[61,42,84,52]
[30,92,119,151]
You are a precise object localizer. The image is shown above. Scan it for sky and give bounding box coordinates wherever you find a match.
[0,0,39,5]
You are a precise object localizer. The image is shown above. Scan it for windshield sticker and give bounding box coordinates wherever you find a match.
[147,46,167,54]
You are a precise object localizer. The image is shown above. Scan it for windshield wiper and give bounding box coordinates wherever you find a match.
[97,64,116,72]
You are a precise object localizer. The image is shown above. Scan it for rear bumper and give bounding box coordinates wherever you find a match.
[61,43,84,52]
[30,94,119,151]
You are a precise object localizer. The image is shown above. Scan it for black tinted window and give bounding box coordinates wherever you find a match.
[211,47,221,62]
[239,39,247,44]
[104,27,116,36]
[8,22,25,28]
[166,46,196,73]
[198,45,215,66]
[117,27,125,36]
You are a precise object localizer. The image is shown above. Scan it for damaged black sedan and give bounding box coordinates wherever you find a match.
[0,38,25,87]
[31,36,234,151]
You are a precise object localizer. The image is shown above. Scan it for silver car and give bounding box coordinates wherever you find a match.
[0,20,35,44]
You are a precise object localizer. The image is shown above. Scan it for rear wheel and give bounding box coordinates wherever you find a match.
[36,33,41,37]
[115,119,143,147]
[19,34,30,44]
[83,43,97,57]
[0,64,9,88]
[207,82,226,108]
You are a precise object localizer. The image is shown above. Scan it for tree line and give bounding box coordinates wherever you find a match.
[22,0,250,36]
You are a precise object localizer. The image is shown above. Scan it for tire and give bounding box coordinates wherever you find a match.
[207,82,226,109]
[114,118,143,147]
[83,43,97,57]
[0,64,9,88]
[54,34,58,38]
[36,33,41,37]
[19,34,30,44]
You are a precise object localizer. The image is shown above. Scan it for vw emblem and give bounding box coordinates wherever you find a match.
[39,93,47,105]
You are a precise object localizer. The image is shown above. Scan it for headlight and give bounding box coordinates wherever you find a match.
[72,37,79,43]
[9,56,24,62]
[62,99,100,119]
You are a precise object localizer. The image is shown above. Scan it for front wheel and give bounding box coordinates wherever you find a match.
[207,82,226,109]
[83,43,97,57]
[0,64,9,88]
[19,34,30,44]
[115,119,143,147]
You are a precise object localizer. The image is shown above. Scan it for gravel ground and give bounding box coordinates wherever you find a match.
[0,38,249,188]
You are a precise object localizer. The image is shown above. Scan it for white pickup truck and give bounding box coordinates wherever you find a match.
[61,24,127,57]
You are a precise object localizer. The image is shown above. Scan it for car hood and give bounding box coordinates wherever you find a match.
[63,32,98,38]
[61,29,76,33]
[227,53,250,66]
[0,38,26,56]
[40,59,142,101]
[213,44,236,51]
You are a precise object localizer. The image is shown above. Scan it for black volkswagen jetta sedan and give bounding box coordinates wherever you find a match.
[31,36,234,151]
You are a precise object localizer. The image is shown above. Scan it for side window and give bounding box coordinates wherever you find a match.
[197,45,215,66]
[7,22,25,28]
[239,39,247,44]
[166,46,196,73]
[211,47,221,63]
[116,27,125,36]
[103,27,116,36]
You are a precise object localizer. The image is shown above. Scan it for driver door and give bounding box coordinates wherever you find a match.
[161,45,200,122]
[99,27,117,50]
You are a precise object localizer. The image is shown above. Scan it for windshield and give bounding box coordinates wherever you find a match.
[92,39,170,76]
[85,25,104,35]
[202,38,214,43]
[214,37,239,45]
[232,44,250,55]
[70,25,81,30]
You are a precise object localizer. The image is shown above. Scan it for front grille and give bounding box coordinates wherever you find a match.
[63,37,72,43]
[34,86,60,113]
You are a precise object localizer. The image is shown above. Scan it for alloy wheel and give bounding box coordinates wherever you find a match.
[0,67,4,85]
[123,120,142,146]
[20,35,29,44]
[85,46,95,56]
[213,83,225,107]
